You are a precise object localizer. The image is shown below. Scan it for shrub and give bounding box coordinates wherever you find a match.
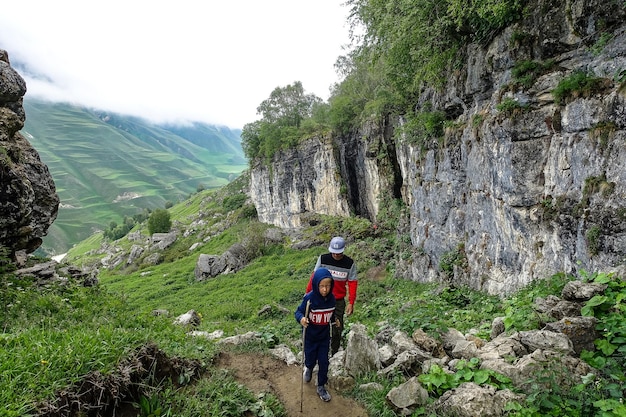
[103,216,137,241]
[577,271,626,416]
[439,243,467,279]
[590,121,617,152]
[552,71,609,105]
[511,59,555,89]
[223,194,247,212]
[496,97,529,115]
[472,113,485,127]
[396,107,447,147]
[419,358,512,397]
[585,225,602,256]
[239,204,258,220]
[147,208,171,235]
[589,32,613,56]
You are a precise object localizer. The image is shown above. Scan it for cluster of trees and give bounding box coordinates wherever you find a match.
[103,210,150,241]
[241,81,327,161]
[103,207,172,241]
[241,0,525,161]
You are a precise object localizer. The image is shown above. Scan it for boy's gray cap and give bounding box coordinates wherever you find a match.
[328,236,345,254]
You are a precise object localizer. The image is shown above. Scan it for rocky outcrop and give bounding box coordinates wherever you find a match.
[249,0,626,295]
[14,260,98,287]
[319,279,604,416]
[0,50,59,256]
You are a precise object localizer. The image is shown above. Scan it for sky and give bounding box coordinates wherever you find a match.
[0,1,354,129]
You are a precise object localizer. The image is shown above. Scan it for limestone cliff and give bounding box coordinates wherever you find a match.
[250,136,352,227]
[0,50,59,256]
[250,0,626,295]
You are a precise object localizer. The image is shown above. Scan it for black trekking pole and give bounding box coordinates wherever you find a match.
[300,300,310,414]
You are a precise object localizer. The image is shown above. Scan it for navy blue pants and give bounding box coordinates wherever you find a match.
[304,335,330,386]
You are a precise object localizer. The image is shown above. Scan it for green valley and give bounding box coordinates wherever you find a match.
[22,98,247,255]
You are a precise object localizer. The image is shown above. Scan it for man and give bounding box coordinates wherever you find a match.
[306,236,358,355]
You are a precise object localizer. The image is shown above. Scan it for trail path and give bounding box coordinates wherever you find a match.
[217,352,369,417]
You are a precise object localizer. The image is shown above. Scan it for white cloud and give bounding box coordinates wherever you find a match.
[0,0,352,128]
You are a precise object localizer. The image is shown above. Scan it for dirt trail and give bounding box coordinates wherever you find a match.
[217,352,369,417]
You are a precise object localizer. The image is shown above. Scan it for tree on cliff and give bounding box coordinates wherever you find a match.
[241,81,322,160]
[240,1,527,161]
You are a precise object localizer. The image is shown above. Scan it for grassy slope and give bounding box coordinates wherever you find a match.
[4,177,626,416]
[22,98,247,254]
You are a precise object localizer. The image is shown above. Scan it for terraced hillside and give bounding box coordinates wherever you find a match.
[22,98,247,254]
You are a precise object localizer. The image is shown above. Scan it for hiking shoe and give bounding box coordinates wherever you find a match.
[303,367,312,383]
[317,385,331,402]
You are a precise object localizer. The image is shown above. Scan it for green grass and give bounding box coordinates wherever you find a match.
[97,242,318,338]
[0,277,205,416]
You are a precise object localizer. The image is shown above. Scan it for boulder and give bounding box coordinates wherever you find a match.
[0,50,59,255]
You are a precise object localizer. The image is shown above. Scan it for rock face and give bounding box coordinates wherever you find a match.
[0,50,59,255]
[250,135,351,227]
[249,0,626,295]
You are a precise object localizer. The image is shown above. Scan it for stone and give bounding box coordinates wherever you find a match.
[344,323,381,377]
[432,382,523,417]
[173,310,201,327]
[543,316,598,355]
[386,377,429,412]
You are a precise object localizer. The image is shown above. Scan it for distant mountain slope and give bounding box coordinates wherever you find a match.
[22,98,247,254]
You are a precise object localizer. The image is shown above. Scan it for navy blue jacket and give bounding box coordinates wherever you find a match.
[295,268,336,341]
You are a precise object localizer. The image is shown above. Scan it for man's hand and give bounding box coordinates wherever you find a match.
[346,303,354,315]
[300,317,309,328]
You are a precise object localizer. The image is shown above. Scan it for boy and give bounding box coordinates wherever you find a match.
[295,267,338,402]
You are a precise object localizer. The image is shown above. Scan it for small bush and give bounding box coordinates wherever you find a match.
[583,174,615,199]
[496,97,529,115]
[396,107,447,148]
[239,204,258,220]
[472,113,485,127]
[589,32,613,56]
[419,358,512,397]
[511,59,555,89]
[439,243,467,279]
[552,71,609,105]
[223,194,247,212]
[590,121,617,152]
[585,225,602,256]
[578,271,626,416]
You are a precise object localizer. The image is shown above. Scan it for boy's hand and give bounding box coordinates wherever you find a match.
[334,319,341,327]
[300,317,309,328]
